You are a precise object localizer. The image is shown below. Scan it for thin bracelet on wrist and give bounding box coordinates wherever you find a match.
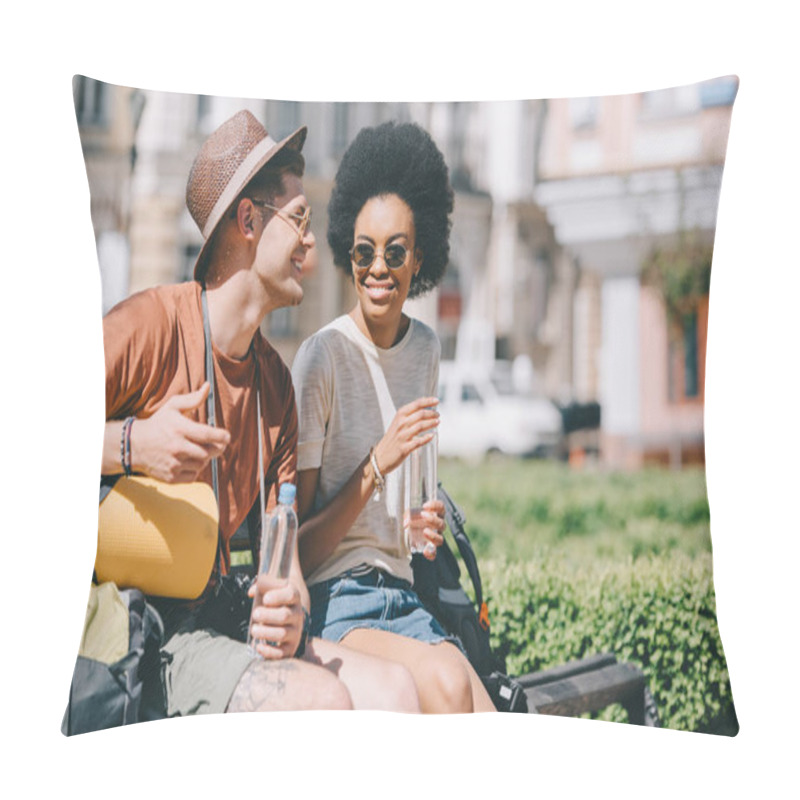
[369,446,385,495]
[126,418,134,474]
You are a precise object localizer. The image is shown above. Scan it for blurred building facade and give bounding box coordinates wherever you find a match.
[74,76,737,469]
[535,76,737,467]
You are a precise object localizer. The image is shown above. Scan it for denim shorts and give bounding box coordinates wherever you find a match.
[308,566,464,653]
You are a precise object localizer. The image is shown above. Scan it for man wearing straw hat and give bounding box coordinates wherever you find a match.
[100,110,419,716]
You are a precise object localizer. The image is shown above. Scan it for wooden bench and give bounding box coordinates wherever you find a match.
[517,652,660,725]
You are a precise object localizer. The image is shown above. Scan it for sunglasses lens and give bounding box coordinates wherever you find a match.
[384,244,407,269]
[352,244,375,267]
[351,243,408,269]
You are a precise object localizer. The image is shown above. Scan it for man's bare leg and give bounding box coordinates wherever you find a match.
[226,657,353,713]
[303,637,420,712]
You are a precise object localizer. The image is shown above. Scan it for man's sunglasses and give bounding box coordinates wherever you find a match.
[250,199,312,240]
[349,242,410,270]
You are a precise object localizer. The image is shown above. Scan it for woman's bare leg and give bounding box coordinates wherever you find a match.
[303,637,420,712]
[340,628,496,713]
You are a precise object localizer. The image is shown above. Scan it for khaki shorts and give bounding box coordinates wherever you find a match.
[160,623,256,717]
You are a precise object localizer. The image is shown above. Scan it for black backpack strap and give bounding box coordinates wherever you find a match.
[438,484,483,610]
[203,286,264,583]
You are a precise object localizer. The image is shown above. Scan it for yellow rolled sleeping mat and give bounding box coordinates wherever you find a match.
[95,476,219,600]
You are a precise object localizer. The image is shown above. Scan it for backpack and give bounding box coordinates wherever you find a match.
[61,582,165,735]
[412,485,528,712]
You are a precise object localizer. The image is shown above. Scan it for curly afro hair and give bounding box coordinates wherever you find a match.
[327,121,454,299]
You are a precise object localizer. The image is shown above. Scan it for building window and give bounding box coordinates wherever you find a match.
[640,85,699,119]
[196,94,213,134]
[74,76,109,127]
[699,76,739,108]
[668,305,706,403]
[439,334,457,361]
[269,306,296,338]
[333,102,349,156]
[569,97,599,130]
[182,244,201,283]
[495,336,512,361]
[447,103,473,189]
[682,312,699,398]
[275,100,301,139]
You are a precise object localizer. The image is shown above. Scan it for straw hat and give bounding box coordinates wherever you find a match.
[186,110,307,280]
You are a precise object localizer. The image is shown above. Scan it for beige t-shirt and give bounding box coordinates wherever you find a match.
[103,281,297,570]
[292,314,440,586]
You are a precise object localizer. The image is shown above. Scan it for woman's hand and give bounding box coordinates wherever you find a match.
[373,396,439,476]
[405,498,446,560]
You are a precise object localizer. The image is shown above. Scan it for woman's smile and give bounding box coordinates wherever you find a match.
[363,278,396,302]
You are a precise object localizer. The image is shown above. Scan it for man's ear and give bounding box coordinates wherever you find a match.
[236,198,258,239]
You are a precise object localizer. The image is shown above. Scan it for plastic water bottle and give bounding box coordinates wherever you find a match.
[248,482,297,655]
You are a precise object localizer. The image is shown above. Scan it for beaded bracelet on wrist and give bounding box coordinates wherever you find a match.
[369,446,385,496]
[121,416,135,476]
[119,418,127,475]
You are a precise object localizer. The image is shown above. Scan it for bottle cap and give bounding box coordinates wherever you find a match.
[278,482,296,505]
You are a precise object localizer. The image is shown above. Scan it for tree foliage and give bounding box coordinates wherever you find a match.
[641,235,713,326]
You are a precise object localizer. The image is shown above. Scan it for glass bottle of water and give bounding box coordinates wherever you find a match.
[248,482,297,655]
[404,431,438,557]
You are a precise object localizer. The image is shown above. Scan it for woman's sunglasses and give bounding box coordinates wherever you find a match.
[350,242,410,270]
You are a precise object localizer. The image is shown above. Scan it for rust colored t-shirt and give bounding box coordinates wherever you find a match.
[103,281,297,570]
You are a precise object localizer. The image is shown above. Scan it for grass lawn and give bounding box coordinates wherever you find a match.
[438,454,713,567]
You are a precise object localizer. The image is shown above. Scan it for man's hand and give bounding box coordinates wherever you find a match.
[131,383,230,483]
[248,575,304,659]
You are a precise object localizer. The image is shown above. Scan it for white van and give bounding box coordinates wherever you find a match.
[436,360,563,459]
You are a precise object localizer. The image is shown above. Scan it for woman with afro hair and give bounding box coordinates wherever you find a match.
[291,121,496,713]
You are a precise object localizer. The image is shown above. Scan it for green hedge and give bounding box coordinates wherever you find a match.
[438,458,736,733]
[481,552,737,734]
